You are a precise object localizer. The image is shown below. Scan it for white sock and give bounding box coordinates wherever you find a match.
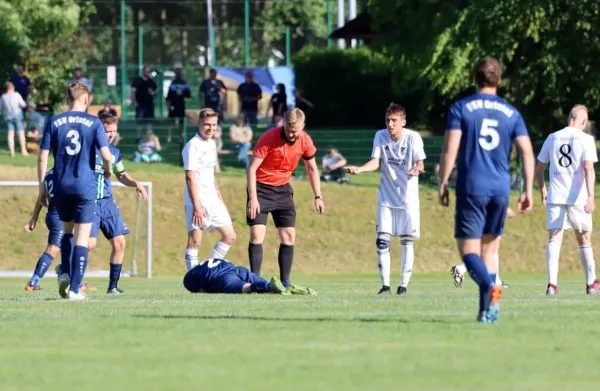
[494,251,502,285]
[456,263,467,275]
[377,248,391,287]
[400,238,414,288]
[547,240,561,285]
[184,248,198,271]
[579,244,596,285]
[210,241,231,260]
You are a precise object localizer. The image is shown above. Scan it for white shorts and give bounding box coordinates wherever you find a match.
[376,205,420,239]
[546,204,592,232]
[185,199,232,233]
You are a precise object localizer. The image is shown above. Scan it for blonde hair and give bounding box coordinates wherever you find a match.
[67,82,90,104]
[568,104,588,122]
[285,108,305,126]
[197,108,218,124]
[6,81,15,90]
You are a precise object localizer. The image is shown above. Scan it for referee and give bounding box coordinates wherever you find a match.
[247,108,325,286]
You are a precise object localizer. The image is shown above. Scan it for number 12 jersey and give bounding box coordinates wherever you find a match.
[537,126,598,206]
[447,93,528,197]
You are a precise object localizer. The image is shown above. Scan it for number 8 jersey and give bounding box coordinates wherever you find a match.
[537,126,598,206]
[447,93,528,197]
[40,111,108,199]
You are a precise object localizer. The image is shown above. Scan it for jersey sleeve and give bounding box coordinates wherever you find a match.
[40,120,52,151]
[412,133,426,161]
[537,138,551,163]
[94,120,108,148]
[512,113,529,138]
[446,102,462,131]
[584,136,599,162]
[252,132,273,159]
[182,142,198,171]
[371,133,382,159]
[302,134,317,160]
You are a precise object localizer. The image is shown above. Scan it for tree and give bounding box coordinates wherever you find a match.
[369,0,600,138]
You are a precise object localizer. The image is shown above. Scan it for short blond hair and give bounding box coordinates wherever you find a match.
[198,108,218,124]
[285,108,305,126]
[67,82,90,104]
[99,112,118,127]
[5,81,14,90]
[568,104,588,122]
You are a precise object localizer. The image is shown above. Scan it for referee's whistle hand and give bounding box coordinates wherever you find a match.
[248,199,260,219]
[315,199,325,214]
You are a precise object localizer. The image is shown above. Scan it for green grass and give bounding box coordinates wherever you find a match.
[2,275,600,391]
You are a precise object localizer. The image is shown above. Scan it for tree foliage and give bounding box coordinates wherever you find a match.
[369,0,600,137]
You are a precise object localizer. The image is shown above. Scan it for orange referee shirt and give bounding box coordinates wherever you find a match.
[253,126,317,187]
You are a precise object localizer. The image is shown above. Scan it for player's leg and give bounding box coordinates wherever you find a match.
[100,199,130,294]
[7,127,15,157]
[234,266,287,294]
[184,204,203,271]
[273,206,296,287]
[569,205,599,294]
[106,235,126,294]
[397,207,420,294]
[494,237,503,286]
[546,204,567,295]
[209,201,236,260]
[450,263,467,288]
[17,126,28,156]
[67,197,96,299]
[248,219,267,275]
[26,214,64,290]
[376,205,392,294]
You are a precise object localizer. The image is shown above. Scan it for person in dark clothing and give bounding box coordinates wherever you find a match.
[199,68,227,120]
[10,64,31,102]
[98,99,118,117]
[237,72,262,125]
[269,83,288,124]
[131,66,158,119]
[166,67,191,142]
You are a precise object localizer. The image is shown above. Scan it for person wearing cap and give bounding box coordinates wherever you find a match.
[98,99,117,117]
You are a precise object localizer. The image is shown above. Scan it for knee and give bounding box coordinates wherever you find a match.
[249,227,265,244]
[223,231,236,246]
[48,245,61,258]
[88,239,97,252]
[376,233,391,254]
[112,236,126,253]
[279,230,295,245]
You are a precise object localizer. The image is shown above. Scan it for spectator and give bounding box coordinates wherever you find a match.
[237,71,262,125]
[131,66,158,119]
[68,67,94,106]
[199,68,227,121]
[25,102,47,137]
[321,148,348,183]
[10,64,31,103]
[229,114,253,169]
[269,83,288,124]
[0,82,28,156]
[268,114,284,128]
[166,67,191,142]
[98,99,117,117]
[134,130,162,163]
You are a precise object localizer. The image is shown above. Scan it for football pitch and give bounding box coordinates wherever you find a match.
[2,274,599,391]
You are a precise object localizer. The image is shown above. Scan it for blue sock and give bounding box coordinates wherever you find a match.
[60,234,73,276]
[488,273,497,285]
[30,253,54,286]
[70,246,89,294]
[251,281,271,293]
[108,263,122,290]
[462,253,492,313]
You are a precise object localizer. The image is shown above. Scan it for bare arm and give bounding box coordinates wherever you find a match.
[304,158,322,197]
[246,156,264,202]
[535,162,547,192]
[584,160,595,212]
[345,157,379,174]
[37,150,49,183]
[514,135,535,212]
[438,131,462,186]
[116,171,148,201]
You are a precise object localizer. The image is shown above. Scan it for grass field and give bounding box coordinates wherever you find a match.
[2,275,600,391]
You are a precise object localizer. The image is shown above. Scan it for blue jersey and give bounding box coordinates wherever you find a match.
[184,259,236,292]
[40,111,108,199]
[94,144,124,199]
[447,93,528,197]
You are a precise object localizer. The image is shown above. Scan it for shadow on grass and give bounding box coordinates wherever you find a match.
[132,313,449,324]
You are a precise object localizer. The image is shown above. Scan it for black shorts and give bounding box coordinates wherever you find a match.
[247,182,296,228]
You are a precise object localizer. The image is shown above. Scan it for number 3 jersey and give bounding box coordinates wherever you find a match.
[537,127,598,206]
[447,93,528,197]
[40,111,108,199]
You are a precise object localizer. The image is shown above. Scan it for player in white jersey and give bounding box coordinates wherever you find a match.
[345,103,426,295]
[536,105,600,295]
[182,108,236,271]
[450,207,515,288]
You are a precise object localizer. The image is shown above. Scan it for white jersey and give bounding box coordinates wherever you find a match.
[537,126,597,206]
[372,128,426,208]
[182,134,219,206]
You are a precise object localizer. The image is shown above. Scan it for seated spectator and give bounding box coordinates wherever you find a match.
[25,102,46,138]
[134,130,163,163]
[229,114,253,169]
[268,114,284,129]
[321,148,349,183]
[98,99,118,117]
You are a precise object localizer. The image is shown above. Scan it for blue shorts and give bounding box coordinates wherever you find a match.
[91,198,129,240]
[209,266,265,294]
[55,193,96,224]
[45,206,64,247]
[5,117,24,132]
[455,195,509,239]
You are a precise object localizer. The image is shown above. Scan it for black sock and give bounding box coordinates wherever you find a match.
[278,244,294,285]
[249,243,263,275]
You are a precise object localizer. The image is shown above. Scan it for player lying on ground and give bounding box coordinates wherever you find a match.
[535,105,600,296]
[450,207,515,288]
[38,82,113,300]
[84,113,148,295]
[182,108,236,273]
[438,57,535,324]
[183,258,317,295]
[345,103,426,295]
